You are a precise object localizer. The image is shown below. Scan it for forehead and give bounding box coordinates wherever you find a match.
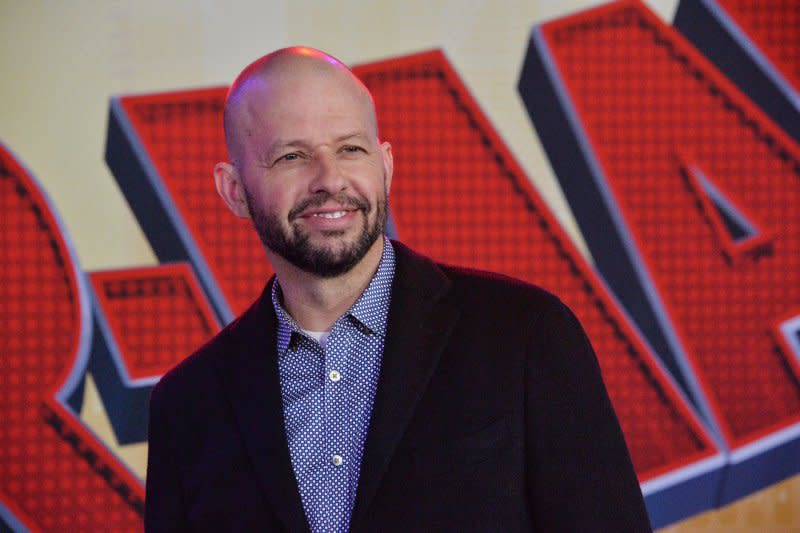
[233,67,376,150]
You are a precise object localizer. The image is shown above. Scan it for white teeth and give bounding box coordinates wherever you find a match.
[314,211,346,219]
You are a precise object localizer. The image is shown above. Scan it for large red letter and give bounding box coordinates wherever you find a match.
[675,0,800,142]
[519,0,800,521]
[105,51,723,529]
[356,50,720,528]
[0,144,142,531]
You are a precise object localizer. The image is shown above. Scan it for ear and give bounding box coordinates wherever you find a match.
[380,141,393,194]
[214,162,251,218]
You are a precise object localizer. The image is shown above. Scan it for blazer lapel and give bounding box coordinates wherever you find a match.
[214,286,309,532]
[350,242,460,530]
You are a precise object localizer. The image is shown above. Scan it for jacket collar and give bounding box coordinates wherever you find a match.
[350,241,460,530]
[214,240,459,532]
[213,286,310,532]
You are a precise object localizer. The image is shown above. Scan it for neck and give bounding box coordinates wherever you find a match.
[269,238,384,331]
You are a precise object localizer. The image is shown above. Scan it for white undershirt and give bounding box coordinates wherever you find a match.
[303,329,331,349]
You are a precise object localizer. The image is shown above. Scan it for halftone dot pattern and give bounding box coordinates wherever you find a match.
[355,52,714,478]
[720,0,800,92]
[0,145,143,530]
[542,2,800,444]
[90,264,220,380]
[121,90,272,316]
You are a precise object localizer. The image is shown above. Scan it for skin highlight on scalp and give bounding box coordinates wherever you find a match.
[223,47,379,166]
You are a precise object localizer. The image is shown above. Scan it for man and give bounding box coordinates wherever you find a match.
[145,47,652,532]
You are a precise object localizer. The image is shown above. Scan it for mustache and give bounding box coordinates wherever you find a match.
[288,193,370,221]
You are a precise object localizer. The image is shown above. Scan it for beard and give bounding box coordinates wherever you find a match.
[243,186,388,278]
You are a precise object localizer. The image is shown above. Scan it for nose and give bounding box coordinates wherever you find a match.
[309,151,346,195]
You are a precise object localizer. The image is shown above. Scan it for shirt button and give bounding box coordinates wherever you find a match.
[331,454,343,466]
[329,369,341,382]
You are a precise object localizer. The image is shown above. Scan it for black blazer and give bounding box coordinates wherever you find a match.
[145,241,651,532]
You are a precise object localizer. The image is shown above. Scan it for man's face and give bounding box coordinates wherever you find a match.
[232,70,392,278]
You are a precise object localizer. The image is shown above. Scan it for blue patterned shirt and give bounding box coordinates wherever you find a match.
[272,239,395,533]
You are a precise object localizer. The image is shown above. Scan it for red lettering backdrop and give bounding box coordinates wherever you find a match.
[1,0,798,530]
[519,0,800,513]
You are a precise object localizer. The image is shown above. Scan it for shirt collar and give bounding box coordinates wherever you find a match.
[271,237,396,343]
[348,237,395,336]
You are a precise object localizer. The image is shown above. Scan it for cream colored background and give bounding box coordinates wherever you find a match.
[1,1,797,531]
[0,0,680,271]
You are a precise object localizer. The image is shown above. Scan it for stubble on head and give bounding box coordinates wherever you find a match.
[223,47,379,166]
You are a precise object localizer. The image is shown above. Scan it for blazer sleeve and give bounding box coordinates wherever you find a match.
[145,382,190,533]
[524,299,652,532]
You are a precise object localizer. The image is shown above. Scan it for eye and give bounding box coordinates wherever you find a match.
[340,145,366,155]
[274,152,301,165]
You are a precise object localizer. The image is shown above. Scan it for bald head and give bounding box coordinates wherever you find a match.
[223,47,378,164]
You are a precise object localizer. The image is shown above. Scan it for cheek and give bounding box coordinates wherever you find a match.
[348,161,389,195]
[246,180,293,214]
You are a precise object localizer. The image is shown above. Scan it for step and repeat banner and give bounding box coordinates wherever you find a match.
[1,1,798,531]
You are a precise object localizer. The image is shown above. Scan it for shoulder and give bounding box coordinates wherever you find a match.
[441,263,581,333]
[392,239,562,306]
[440,263,560,306]
[390,239,573,328]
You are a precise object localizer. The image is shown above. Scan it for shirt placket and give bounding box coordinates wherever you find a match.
[323,322,352,532]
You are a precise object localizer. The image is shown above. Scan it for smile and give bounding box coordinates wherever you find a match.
[312,211,348,219]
